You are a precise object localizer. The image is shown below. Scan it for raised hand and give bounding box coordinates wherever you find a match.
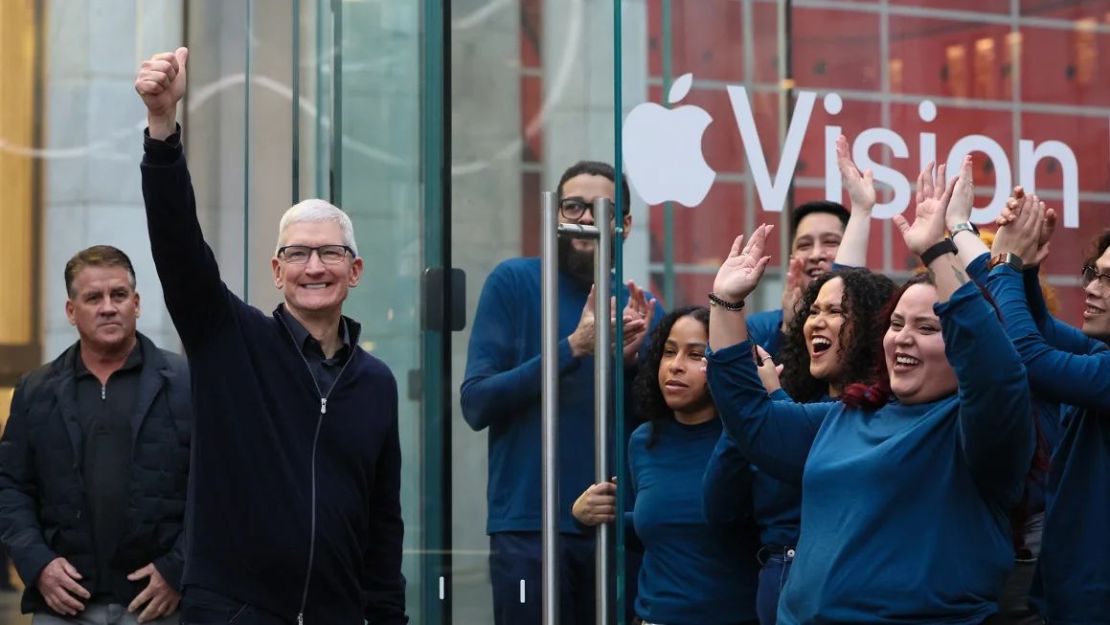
[836,135,875,212]
[713,224,774,303]
[135,47,188,140]
[999,186,1056,267]
[621,281,655,365]
[993,191,1045,264]
[569,286,599,358]
[779,257,805,333]
[894,162,955,256]
[946,155,975,229]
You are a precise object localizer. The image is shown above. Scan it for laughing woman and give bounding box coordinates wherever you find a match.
[704,173,1034,623]
[702,135,895,625]
[573,307,760,625]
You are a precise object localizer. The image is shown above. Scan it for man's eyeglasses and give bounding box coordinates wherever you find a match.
[558,197,618,221]
[1082,264,1110,289]
[277,245,355,265]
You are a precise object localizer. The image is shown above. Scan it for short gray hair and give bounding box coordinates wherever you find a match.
[275,199,359,256]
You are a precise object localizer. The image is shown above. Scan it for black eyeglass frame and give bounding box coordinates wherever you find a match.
[276,244,357,264]
[1082,264,1110,289]
[558,197,626,221]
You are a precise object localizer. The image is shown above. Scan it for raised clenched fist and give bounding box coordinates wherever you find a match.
[135,47,188,140]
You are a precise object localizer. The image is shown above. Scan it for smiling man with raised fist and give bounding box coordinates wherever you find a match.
[134,48,407,625]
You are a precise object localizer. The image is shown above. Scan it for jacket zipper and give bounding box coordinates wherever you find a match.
[278,316,356,625]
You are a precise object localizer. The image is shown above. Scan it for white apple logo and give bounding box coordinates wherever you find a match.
[623,73,716,207]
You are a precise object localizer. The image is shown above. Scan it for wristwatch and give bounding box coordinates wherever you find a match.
[988,252,1024,271]
[949,222,979,239]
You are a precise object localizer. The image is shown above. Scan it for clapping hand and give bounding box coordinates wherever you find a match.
[992,190,1046,265]
[894,162,956,256]
[946,156,975,230]
[997,187,1056,267]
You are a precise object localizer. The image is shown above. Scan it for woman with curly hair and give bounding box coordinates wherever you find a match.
[703,136,895,625]
[572,306,760,625]
[703,158,1035,623]
[777,267,897,403]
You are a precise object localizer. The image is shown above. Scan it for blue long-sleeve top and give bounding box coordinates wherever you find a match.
[746,309,784,359]
[702,388,827,550]
[707,280,1034,624]
[630,419,759,625]
[460,257,664,533]
[987,264,1110,624]
[965,254,1065,518]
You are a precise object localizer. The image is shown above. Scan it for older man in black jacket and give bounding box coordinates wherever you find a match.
[135,47,406,625]
[0,245,191,624]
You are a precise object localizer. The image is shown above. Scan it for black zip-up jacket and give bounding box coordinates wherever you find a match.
[140,129,407,624]
[0,335,191,614]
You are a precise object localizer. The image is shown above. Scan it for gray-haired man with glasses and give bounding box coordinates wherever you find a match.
[136,47,407,625]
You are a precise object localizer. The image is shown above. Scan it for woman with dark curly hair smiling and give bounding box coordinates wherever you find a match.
[572,306,760,625]
[778,267,896,403]
[703,137,895,625]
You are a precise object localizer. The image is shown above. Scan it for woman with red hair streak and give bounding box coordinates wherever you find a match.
[986,189,1110,625]
[702,164,1034,624]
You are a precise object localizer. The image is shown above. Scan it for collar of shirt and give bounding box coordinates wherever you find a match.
[74,339,144,379]
[282,307,351,364]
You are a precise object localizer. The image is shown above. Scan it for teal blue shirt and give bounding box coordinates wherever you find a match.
[708,281,1034,624]
[630,419,759,625]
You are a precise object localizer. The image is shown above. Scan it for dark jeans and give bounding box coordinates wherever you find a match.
[489,531,596,625]
[180,587,290,625]
[756,547,795,625]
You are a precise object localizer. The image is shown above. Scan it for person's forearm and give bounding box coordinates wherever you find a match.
[991,268,1110,410]
[148,112,177,142]
[951,229,989,272]
[702,433,753,528]
[939,279,1034,499]
[835,207,872,267]
[141,132,234,344]
[708,304,749,351]
[925,251,970,304]
[706,343,825,485]
[460,339,579,431]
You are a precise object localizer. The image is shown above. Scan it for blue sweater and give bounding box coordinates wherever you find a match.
[630,420,759,625]
[746,308,784,358]
[461,258,664,533]
[702,388,824,550]
[140,134,405,623]
[987,265,1110,624]
[708,281,1034,624]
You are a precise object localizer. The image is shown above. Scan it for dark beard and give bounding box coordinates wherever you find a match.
[558,237,596,285]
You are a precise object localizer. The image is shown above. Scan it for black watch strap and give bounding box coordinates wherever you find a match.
[919,238,958,267]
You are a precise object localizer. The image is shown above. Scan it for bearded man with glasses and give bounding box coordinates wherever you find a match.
[135,47,406,625]
[462,160,665,625]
